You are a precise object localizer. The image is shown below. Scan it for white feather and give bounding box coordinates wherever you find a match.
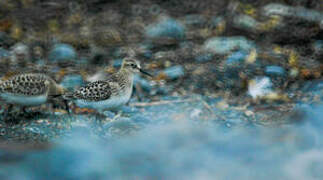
[74,94,131,110]
[0,93,47,106]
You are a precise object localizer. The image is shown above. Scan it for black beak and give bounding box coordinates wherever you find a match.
[139,69,152,77]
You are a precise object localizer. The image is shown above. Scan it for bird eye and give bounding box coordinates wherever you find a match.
[131,64,136,68]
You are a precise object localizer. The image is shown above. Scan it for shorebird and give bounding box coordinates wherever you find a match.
[0,73,67,117]
[64,58,151,111]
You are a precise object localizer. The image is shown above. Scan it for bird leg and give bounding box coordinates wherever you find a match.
[63,99,70,114]
[5,104,13,117]
[3,104,13,122]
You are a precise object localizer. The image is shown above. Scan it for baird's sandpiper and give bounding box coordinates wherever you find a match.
[0,73,67,117]
[64,58,151,111]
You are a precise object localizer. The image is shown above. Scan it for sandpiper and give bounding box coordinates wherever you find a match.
[0,73,67,116]
[64,58,151,111]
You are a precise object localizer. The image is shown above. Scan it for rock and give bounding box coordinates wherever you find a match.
[161,65,185,80]
[263,3,323,24]
[49,43,77,62]
[145,17,185,40]
[233,14,259,30]
[248,76,274,99]
[203,36,255,55]
[60,74,84,90]
[153,51,177,61]
[10,43,29,66]
[112,59,123,68]
[265,66,286,76]
[226,50,248,66]
[133,74,153,92]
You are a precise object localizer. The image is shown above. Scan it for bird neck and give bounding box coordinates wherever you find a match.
[117,68,134,83]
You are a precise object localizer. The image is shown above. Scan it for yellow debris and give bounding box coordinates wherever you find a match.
[48,19,60,33]
[288,50,298,67]
[258,15,281,31]
[243,4,256,17]
[215,20,226,35]
[246,49,257,64]
[10,24,23,40]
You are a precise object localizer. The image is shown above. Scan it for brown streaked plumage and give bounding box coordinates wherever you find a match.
[64,58,151,111]
[0,73,67,117]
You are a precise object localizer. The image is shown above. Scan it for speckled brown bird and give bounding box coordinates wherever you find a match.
[64,58,151,111]
[0,73,66,116]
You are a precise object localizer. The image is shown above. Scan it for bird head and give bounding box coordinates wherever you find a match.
[122,58,152,77]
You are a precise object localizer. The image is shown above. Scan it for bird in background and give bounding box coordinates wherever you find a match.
[63,57,152,113]
[0,73,68,119]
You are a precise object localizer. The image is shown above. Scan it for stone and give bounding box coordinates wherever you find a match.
[145,17,185,40]
[49,43,77,62]
[203,36,255,54]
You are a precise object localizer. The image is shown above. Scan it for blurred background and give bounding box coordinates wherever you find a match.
[0,0,323,179]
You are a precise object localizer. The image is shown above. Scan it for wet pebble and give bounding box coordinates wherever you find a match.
[233,14,259,30]
[161,65,185,80]
[60,74,84,90]
[203,36,255,54]
[226,50,248,66]
[112,59,123,68]
[49,43,77,62]
[145,17,185,40]
[263,3,323,23]
[134,74,153,92]
[265,66,286,76]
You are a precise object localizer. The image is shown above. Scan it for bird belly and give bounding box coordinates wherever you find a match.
[75,95,130,110]
[0,93,47,106]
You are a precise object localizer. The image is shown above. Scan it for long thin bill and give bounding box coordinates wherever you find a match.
[140,69,153,77]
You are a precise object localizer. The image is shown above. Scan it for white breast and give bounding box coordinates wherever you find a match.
[0,93,48,106]
[75,94,131,110]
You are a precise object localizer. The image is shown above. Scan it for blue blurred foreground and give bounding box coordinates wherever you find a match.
[0,99,322,180]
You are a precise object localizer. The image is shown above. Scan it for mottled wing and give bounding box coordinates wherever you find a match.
[0,74,49,96]
[71,81,113,101]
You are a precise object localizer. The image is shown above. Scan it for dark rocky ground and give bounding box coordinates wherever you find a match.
[0,0,323,179]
